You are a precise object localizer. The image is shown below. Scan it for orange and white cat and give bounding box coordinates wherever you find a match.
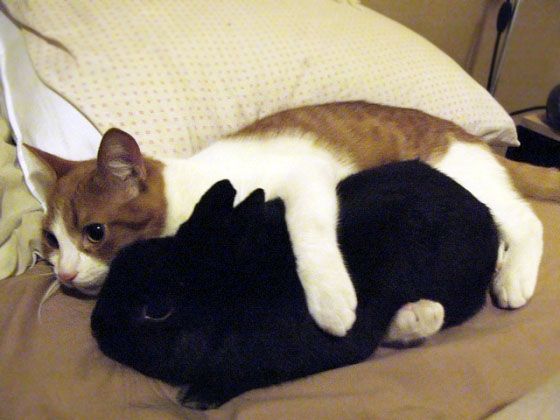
[31,102,555,338]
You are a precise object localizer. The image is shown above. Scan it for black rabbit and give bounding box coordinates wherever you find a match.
[91,161,499,409]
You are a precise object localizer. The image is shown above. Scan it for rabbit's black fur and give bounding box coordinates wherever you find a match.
[91,161,499,409]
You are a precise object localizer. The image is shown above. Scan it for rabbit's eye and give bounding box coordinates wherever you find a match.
[141,302,174,322]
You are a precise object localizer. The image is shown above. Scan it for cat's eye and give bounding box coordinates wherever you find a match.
[43,230,59,249]
[141,303,174,322]
[84,223,105,243]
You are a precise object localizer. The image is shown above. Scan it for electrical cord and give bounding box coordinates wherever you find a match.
[510,106,546,116]
[487,1,513,91]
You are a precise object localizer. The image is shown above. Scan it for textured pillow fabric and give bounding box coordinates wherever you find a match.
[3,0,517,161]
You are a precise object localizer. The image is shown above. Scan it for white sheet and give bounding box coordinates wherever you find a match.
[0,12,99,208]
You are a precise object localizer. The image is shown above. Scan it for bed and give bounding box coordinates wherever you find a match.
[1,1,559,418]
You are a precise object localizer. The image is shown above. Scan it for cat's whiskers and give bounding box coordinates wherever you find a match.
[32,272,57,277]
[37,280,61,323]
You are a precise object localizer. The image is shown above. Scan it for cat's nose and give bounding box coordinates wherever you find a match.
[58,271,78,284]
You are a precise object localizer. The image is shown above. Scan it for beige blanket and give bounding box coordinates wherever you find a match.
[0,117,42,280]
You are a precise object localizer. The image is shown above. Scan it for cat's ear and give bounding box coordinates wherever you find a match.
[22,144,81,202]
[24,144,81,179]
[96,128,146,184]
[176,180,237,239]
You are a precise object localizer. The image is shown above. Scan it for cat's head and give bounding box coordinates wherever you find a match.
[91,180,267,383]
[30,129,167,295]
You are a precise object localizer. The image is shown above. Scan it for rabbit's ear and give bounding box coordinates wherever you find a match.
[197,179,237,214]
[176,180,237,239]
[234,188,265,217]
[231,188,266,234]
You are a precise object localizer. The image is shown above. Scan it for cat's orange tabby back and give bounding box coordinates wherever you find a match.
[238,102,560,201]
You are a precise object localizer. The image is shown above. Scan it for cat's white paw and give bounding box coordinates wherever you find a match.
[492,264,537,309]
[384,299,445,345]
[305,275,357,337]
[492,238,541,309]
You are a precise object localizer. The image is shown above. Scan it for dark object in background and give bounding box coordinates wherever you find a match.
[506,84,560,167]
[91,162,499,409]
[547,84,560,131]
[506,126,560,168]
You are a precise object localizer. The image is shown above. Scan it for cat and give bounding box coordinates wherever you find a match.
[31,101,551,335]
[91,162,499,408]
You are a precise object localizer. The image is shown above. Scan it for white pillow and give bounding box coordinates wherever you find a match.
[3,0,517,163]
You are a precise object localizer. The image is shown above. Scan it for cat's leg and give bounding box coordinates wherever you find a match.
[383,299,445,346]
[278,164,357,337]
[433,142,543,308]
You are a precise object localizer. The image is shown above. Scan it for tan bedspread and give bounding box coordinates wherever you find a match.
[0,199,558,419]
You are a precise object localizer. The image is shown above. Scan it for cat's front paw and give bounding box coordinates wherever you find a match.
[305,275,357,337]
[492,243,540,309]
[383,299,445,346]
[491,215,542,309]
[492,268,536,308]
